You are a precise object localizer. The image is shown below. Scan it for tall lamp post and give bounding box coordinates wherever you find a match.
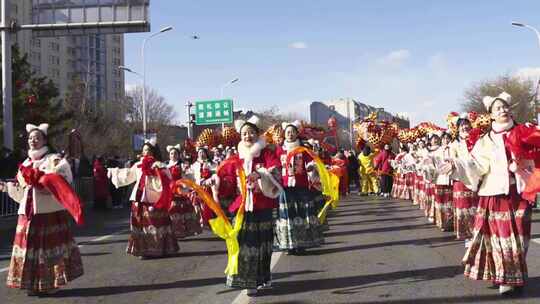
[141,26,174,139]
[511,21,540,123]
[220,78,239,128]
[220,77,239,99]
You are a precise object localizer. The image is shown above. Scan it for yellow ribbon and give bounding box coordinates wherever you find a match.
[173,160,247,276]
[286,146,340,222]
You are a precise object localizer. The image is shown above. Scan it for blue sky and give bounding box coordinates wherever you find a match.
[123,0,540,127]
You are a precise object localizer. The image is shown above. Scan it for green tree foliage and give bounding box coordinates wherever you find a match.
[0,45,72,154]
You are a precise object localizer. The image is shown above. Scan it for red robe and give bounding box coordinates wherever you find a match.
[227,148,281,213]
[93,160,110,202]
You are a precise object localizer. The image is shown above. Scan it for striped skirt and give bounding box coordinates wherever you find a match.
[433,185,453,231]
[423,181,435,220]
[227,209,274,289]
[6,211,83,293]
[274,187,324,250]
[400,173,414,201]
[453,181,477,240]
[463,186,531,286]
[413,175,424,206]
[128,202,179,257]
[391,173,402,199]
[169,195,202,239]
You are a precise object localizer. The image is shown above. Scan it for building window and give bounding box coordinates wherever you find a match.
[32,38,41,48]
[50,41,60,52]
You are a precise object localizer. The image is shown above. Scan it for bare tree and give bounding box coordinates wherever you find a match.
[124,85,177,128]
[462,74,536,123]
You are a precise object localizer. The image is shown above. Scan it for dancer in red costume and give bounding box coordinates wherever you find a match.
[445,92,540,295]
[0,123,84,295]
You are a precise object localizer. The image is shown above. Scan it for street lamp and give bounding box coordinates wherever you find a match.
[141,26,174,139]
[511,21,540,123]
[220,78,239,128]
[220,77,239,98]
[118,66,143,78]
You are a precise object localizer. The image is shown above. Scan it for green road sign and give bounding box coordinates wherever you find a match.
[194,99,233,125]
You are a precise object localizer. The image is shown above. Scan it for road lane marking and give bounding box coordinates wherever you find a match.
[231,251,283,304]
[0,228,129,273]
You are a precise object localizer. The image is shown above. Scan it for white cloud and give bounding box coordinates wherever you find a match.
[376,49,411,66]
[514,67,540,80]
[289,41,308,49]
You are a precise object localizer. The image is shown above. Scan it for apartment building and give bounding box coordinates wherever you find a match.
[7,0,125,105]
[310,98,410,129]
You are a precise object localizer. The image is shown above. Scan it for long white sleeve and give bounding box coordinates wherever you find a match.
[109,165,138,189]
[452,140,489,192]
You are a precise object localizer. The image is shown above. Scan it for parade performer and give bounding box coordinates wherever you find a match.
[421,137,436,221]
[449,114,479,244]
[224,115,282,296]
[358,145,378,195]
[390,145,405,199]
[0,123,84,295]
[167,144,202,238]
[108,139,179,259]
[187,147,215,226]
[445,92,540,295]
[92,156,110,210]
[396,144,416,200]
[425,131,453,231]
[374,144,395,198]
[331,151,349,196]
[274,121,324,254]
[306,139,330,231]
[413,140,428,206]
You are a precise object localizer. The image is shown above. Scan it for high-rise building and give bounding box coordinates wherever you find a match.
[7,0,125,105]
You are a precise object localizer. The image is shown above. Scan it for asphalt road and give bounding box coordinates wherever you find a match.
[1,195,540,304]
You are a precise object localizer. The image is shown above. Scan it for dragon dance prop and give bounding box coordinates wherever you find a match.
[285,146,340,223]
[172,158,247,276]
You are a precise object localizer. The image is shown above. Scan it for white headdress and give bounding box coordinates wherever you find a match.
[166,144,181,153]
[281,120,302,131]
[482,92,511,111]
[427,131,442,139]
[26,123,49,136]
[144,137,157,147]
[307,138,319,146]
[234,115,261,132]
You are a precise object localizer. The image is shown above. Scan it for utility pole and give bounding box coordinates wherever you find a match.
[186,101,194,139]
[1,0,13,150]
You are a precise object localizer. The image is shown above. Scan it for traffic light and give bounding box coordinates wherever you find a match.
[190,114,196,124]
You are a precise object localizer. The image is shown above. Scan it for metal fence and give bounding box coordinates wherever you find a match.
[0,179,18,217]
[1,177,94,218]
